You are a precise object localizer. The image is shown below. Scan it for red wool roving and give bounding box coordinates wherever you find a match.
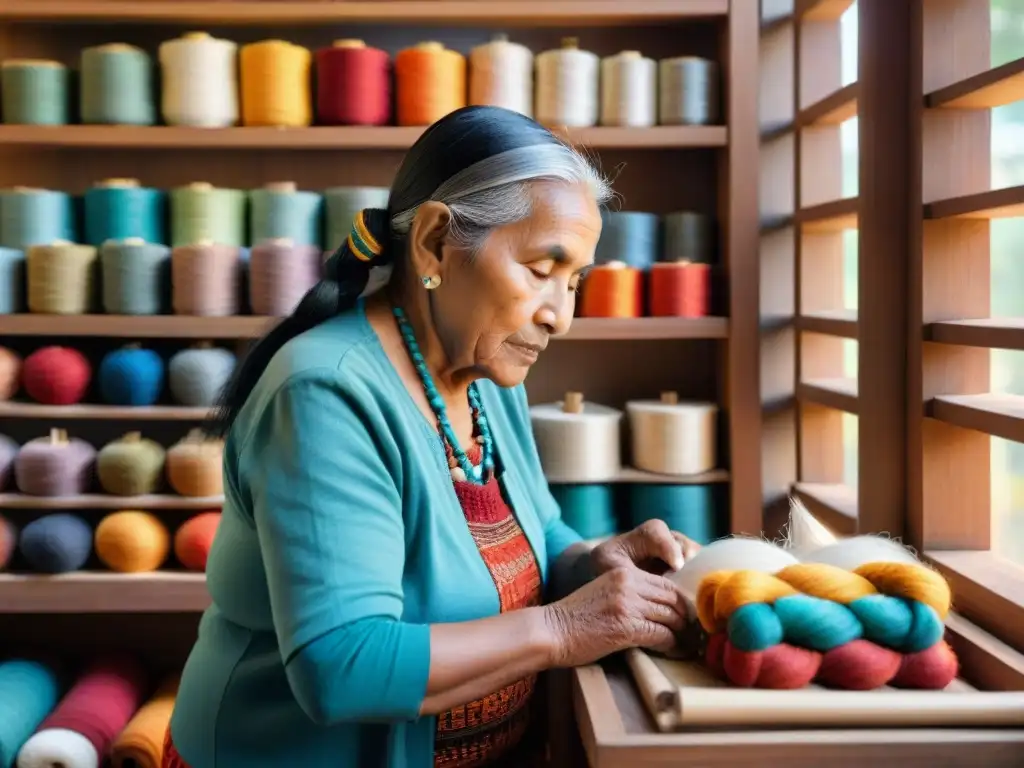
[22,346,92,405]
[315,40,391,126]
[174,510,222,572]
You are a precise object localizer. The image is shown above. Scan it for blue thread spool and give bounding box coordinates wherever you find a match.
[80,43,157,126]
[0,188,75,250]
[595,211,660,270]
[549,483,618,540]
[18,513,93,573]
[0,247,25,314]
[627,483,724,545]
[97,346,166,406]
[100,239,172,315]
[250,182,324,248]
[0,658,61,768]
[84,179,167,246]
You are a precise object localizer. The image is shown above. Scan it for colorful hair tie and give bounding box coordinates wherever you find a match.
[347,209,383,262]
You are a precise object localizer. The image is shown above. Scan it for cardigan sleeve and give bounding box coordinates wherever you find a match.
[242,370,430,725]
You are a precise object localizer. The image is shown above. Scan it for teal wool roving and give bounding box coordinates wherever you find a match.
[0,60,69,125]
[98,346,166,406]
[0,658,61,767]
[250,182,324,247]
[100,240,172,315]
[595,211,660,270]
[0,247,25,313]
[0,188,75,250]
[548,483,618,540]
[84,179,167,246]
[80,43,157,125]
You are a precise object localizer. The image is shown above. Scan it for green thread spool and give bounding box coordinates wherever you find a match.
[549,483,618,540]
[1,59,69,125]
[324,186,389,253]
[80,43,157,126]
[171,182,246,247]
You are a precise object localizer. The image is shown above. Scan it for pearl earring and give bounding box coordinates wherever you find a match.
[421,274,442,290]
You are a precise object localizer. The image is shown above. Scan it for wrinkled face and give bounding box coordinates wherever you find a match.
[427,181,602,387]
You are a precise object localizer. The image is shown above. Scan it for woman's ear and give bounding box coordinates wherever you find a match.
[407,201,452,280]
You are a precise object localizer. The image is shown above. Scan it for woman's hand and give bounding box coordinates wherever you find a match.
[542,566,688,667]
[590,519,702,577]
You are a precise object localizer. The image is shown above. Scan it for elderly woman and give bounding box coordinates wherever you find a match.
[166,106,699,768]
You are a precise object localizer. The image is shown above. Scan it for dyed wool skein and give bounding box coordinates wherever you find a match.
[548,483,617,540]
[17,657,148,768]
[249,239,322,316]
[100,239,171,315]
[168,344,235,407]
[97,346,165,406]
[315,40,391,126]
[80,44,156,125]
[628,484,723,546]
[1,60,69,125]
[14,429,96,497]
[171,183,245,248]
[395,42,466,127]
[21,346,91,405]
[174,511,221,572]
[0,659,61,768]
[469,35,533,117]
[324,187,389,252]
[600,51,657,127]
[535,38,599,128]
[84,179,166,246]
[95,510,171,573]
[530,392,622,483]
[0,346,21,400]
[240,40,312,127]
[166,430,224,497]
[171,243,241,316]
[659,56,720,125]
[0,188,75,250]
[18,513,93,573]
[250,182,323,247]
[0,433,16,489]
[110,676,179,768]
[626,391,718,476]
[26,242,99,315]
[0,246,25,313]
[580,262,642,318]
[96,433,166,496]
[159,32,238,127]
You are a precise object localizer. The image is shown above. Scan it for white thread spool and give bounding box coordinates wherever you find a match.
[469,34,534,117]
[535,37,599,128]
[159,31,239,128]
[529,391,621,482]
[600,50,656,127]
[659,56,720,126]
[626,391,717,476]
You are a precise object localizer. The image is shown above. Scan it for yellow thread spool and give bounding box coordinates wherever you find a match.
[240,39,312,127]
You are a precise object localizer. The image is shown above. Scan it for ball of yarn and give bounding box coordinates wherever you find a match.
[0,346,20,400]
[100,239,171,315]
[26,242,99,315]
[96,433,166,496]
[95,510,170,573]
[171,243,241,316]
[14,430,96,497]
[21,346,92,405]
[0,433,17,490]
[0,514,16,569]
[249,240,322,316]
[174,511,221,572]
[97,346,165,406]
[166,430,224,497]
[18,513,93,573]
[315,40,390,126]
[168,345,236,407]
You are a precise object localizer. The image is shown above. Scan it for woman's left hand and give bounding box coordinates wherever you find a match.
[590,519,702,577]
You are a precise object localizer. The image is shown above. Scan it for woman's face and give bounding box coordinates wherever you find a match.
[417,181,602,388]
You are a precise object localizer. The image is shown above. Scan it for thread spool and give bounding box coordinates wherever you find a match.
[95,510,171,572]
[649,262,711,317]
[579,262,642,318]
[0,659,61,767]
[171,182,246,248]
[100,239,172,315]
[1,60,69,125]
[159,32,238,127]
[0,347,21,401]
[166,430,224,497]
[395,42,467,127]
[324,187,389,252]
[600,51,657,127]
[249,239,322,316]
[315,40,391,126]
[659,56,720,126]
[174,511,221,572]
[549,483,618,540]
[663,211,714,263]
[21,347,91,406]
[0,434,16,490]
[97,346,166,407]
[25,241,98,315]
[97,433,167,497]
[0,247,25,314]
[469,34,533,117]
[14,429,96,497]
[80,43,156,125]
[18,513,92,573]
[84,178,166,246]
[171,243,241,316]
[110,675,179,768]
[250,182,323,247]
[595,212,659,270]
[240,39,313,127]
[0,188,75,250]
[535,38,600,128]
[627,392,718,476]
[168,344,236,407]
[530,393,622,482]
[628,484,723,545]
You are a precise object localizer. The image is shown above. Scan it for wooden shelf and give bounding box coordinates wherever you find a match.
[797,197,859,232]
[0,572,210,613]
[924,185,1024,220]
[0,494,223,510]
[0,402,210,421]
[792,482,858,535]
[796,0,855,21]
[800,83,859,127]
[927,393,1024,444]
[0,0,729,25]
[612,468,729,485]
[926,318,1024,351]
[0,125,728,151]
[798,376,859,414]
[925,56,1024,110]
[797,309,858,338]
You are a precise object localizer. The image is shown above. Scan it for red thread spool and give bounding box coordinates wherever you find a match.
[22,346,92,405]
[579,262,643,318]
[649,262,711,317]
[316,40,391,126]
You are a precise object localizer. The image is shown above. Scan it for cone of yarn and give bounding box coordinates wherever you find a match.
[529,392,622,483]
[0,246,25,313]
[85,179,166,246]
[600,51,657,127]
[174,511,221,572]
[26,241,99,315]
[159,32,238,128]
[1,60,69,125]
[0,188,76,250]
[240,40,312,127]
[324,187,389,252]
[110,675,179,768]
[21,346,92,406]
[395,42,466,127]
[171,183,246,248]
[0,346,21,400]
[0,659,61,768]
[469,35,533,117]
[659,56,720,126]
[96,433,167,496]
[628,483,723,545]
[649,262,711,317]
[549,483,617,540]
[663,211,714,264]
[97,345,165,407]
[100,238,172,315]
[535,38,600,128]
[0,513,16,569]
[249,182,323,247]
[80,43,156,126]
[0,434,16,490]
[171,242,241,316]
[95,510,171,573]
[168,344,236,407]
[579,262,643,318]
[166,429,224,497]
[596,212,659,270]
[18,513,93,573]
[626,391,718,476]
[18,656,148,768]
[15,429,96,497]
[315,40,390,126]
[249,239,322,316]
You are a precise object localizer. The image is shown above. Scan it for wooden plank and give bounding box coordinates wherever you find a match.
[798,376,859,414]
[945,612,1024,691]
[797,309,857,338]
[793,481,858,534]
[0,494,224,510]
[798,197,859,232]
[928,393,1024,444]
[926,318,1024,351]
[796,0,855,21]
[800,82,859,126]
[0,403,210,420]
[924,185,1024,220]
[0,572,210,614]
[926,56,1024,109]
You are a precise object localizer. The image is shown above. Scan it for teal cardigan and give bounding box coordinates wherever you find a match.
[169,304,582,768]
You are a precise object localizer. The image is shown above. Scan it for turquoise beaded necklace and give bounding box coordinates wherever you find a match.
[392,306,495,484]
